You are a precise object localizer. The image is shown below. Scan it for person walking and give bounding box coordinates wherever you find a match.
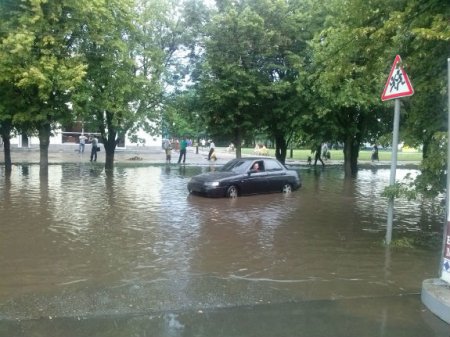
[79,133,87,153]
[371,144,379,162]
[208,140,215,160]
[177,137,187,164]
[314,144,325,167]
[90,136,99,162]
[321,143,329,160]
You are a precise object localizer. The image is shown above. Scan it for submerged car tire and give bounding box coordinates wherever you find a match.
[282,183,292,193]
[226,185,239,198]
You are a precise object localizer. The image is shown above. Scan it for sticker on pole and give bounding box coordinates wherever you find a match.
[381,55,414,101]
[442,221,450,283]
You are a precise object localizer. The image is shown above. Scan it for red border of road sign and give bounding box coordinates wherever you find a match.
[381,55,414,101]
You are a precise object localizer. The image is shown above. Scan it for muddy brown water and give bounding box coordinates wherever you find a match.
[0,163,448,336]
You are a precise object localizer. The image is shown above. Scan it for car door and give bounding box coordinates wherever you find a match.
[240,161,268,194]
[263,159,287,192]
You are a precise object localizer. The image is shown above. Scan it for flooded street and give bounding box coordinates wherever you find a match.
[0,163,448,336]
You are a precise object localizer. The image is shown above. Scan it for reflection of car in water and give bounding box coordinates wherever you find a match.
[187,157,301,198]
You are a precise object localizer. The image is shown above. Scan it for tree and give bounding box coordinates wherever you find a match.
[196,0,314,161]
[0,0,21,173]
[0,0,87,175]
[195,3,270,158]
[387,0,450,197]
[74,0,198,170]
[73,0,142,169]
[308,0,401,176]
[396,1,450,156]
[249,0,312,164]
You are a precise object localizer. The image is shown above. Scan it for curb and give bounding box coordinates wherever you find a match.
[421,278,450,324]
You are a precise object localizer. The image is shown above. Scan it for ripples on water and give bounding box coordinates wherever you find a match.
[0,163,444,318]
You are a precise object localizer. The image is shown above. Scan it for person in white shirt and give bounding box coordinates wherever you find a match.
[208,140,215,160]
[79,133,87,153]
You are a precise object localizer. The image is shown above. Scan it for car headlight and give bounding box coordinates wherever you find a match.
[204,181,220,187]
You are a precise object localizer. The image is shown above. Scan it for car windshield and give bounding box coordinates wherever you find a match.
[220,159,249,174]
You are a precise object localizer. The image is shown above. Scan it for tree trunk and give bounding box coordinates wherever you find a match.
[233,129,243,159]
[421,134,432,159]
[235,144,242,159]
[274,134,287,164]
[105,146,115,170]
[103,131,117,171]
[2,136,12,174]
[38,123,51,176]
[343,137,360,177]
[1,121,12,173]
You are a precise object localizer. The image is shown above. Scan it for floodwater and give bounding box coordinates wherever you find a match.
[0,163,448,337]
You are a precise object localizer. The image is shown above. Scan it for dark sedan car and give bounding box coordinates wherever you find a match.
[187,157,301,198]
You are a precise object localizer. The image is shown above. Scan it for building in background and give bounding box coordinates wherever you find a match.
[8,123,161,149]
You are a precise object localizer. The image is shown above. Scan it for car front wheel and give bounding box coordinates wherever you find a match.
[282,183,292,193]
[226,185,239,198]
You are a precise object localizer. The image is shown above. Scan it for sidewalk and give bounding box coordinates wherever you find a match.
[0,144,236,166]
[0,144,419,168]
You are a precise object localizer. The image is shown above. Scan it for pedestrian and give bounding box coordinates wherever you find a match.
[177,137,187,164]
[90,135,99,162]
[210,148,217,161]
[208,139,215,160]
[314,144,325,167]
[163,140,172,164]
[371,144,379,162]
[321,143,329,160]
[79,133,87,153]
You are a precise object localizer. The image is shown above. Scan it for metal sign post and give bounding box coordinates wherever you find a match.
[443,58,450,283]
[386,99,401,244]
[381,55,414,245]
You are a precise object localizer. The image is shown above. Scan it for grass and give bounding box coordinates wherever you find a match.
[236,148,422,162]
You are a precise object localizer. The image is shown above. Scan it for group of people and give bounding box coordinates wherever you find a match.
[254,144,268,155]
[162,138,217,164]
[308,142,380,165]
[78,133,99,162]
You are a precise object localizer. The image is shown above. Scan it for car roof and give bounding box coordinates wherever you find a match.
[229,157,283,165]
[238,157,273,161]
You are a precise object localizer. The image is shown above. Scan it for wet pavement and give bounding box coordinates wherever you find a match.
[1,295,449,337]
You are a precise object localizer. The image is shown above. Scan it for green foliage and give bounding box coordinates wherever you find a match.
[381,180,417,201]
[195,2,267,144]
[398,1,450,155]
[305,0,399,175]
[192,0,315,160]
[382,132,447,203]
[0,0,88,127]
[388,237,416,249]
[414,132,447,198]
[386,232,444,250]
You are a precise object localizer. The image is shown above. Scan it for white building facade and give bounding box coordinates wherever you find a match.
[9,127,162,149]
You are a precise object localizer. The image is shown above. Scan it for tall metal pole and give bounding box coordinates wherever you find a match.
[443,58,450,278]
[447,58,450,222]
[386,99,401,244]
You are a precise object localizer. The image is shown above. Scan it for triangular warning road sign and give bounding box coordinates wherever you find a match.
[381,55,414,101]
